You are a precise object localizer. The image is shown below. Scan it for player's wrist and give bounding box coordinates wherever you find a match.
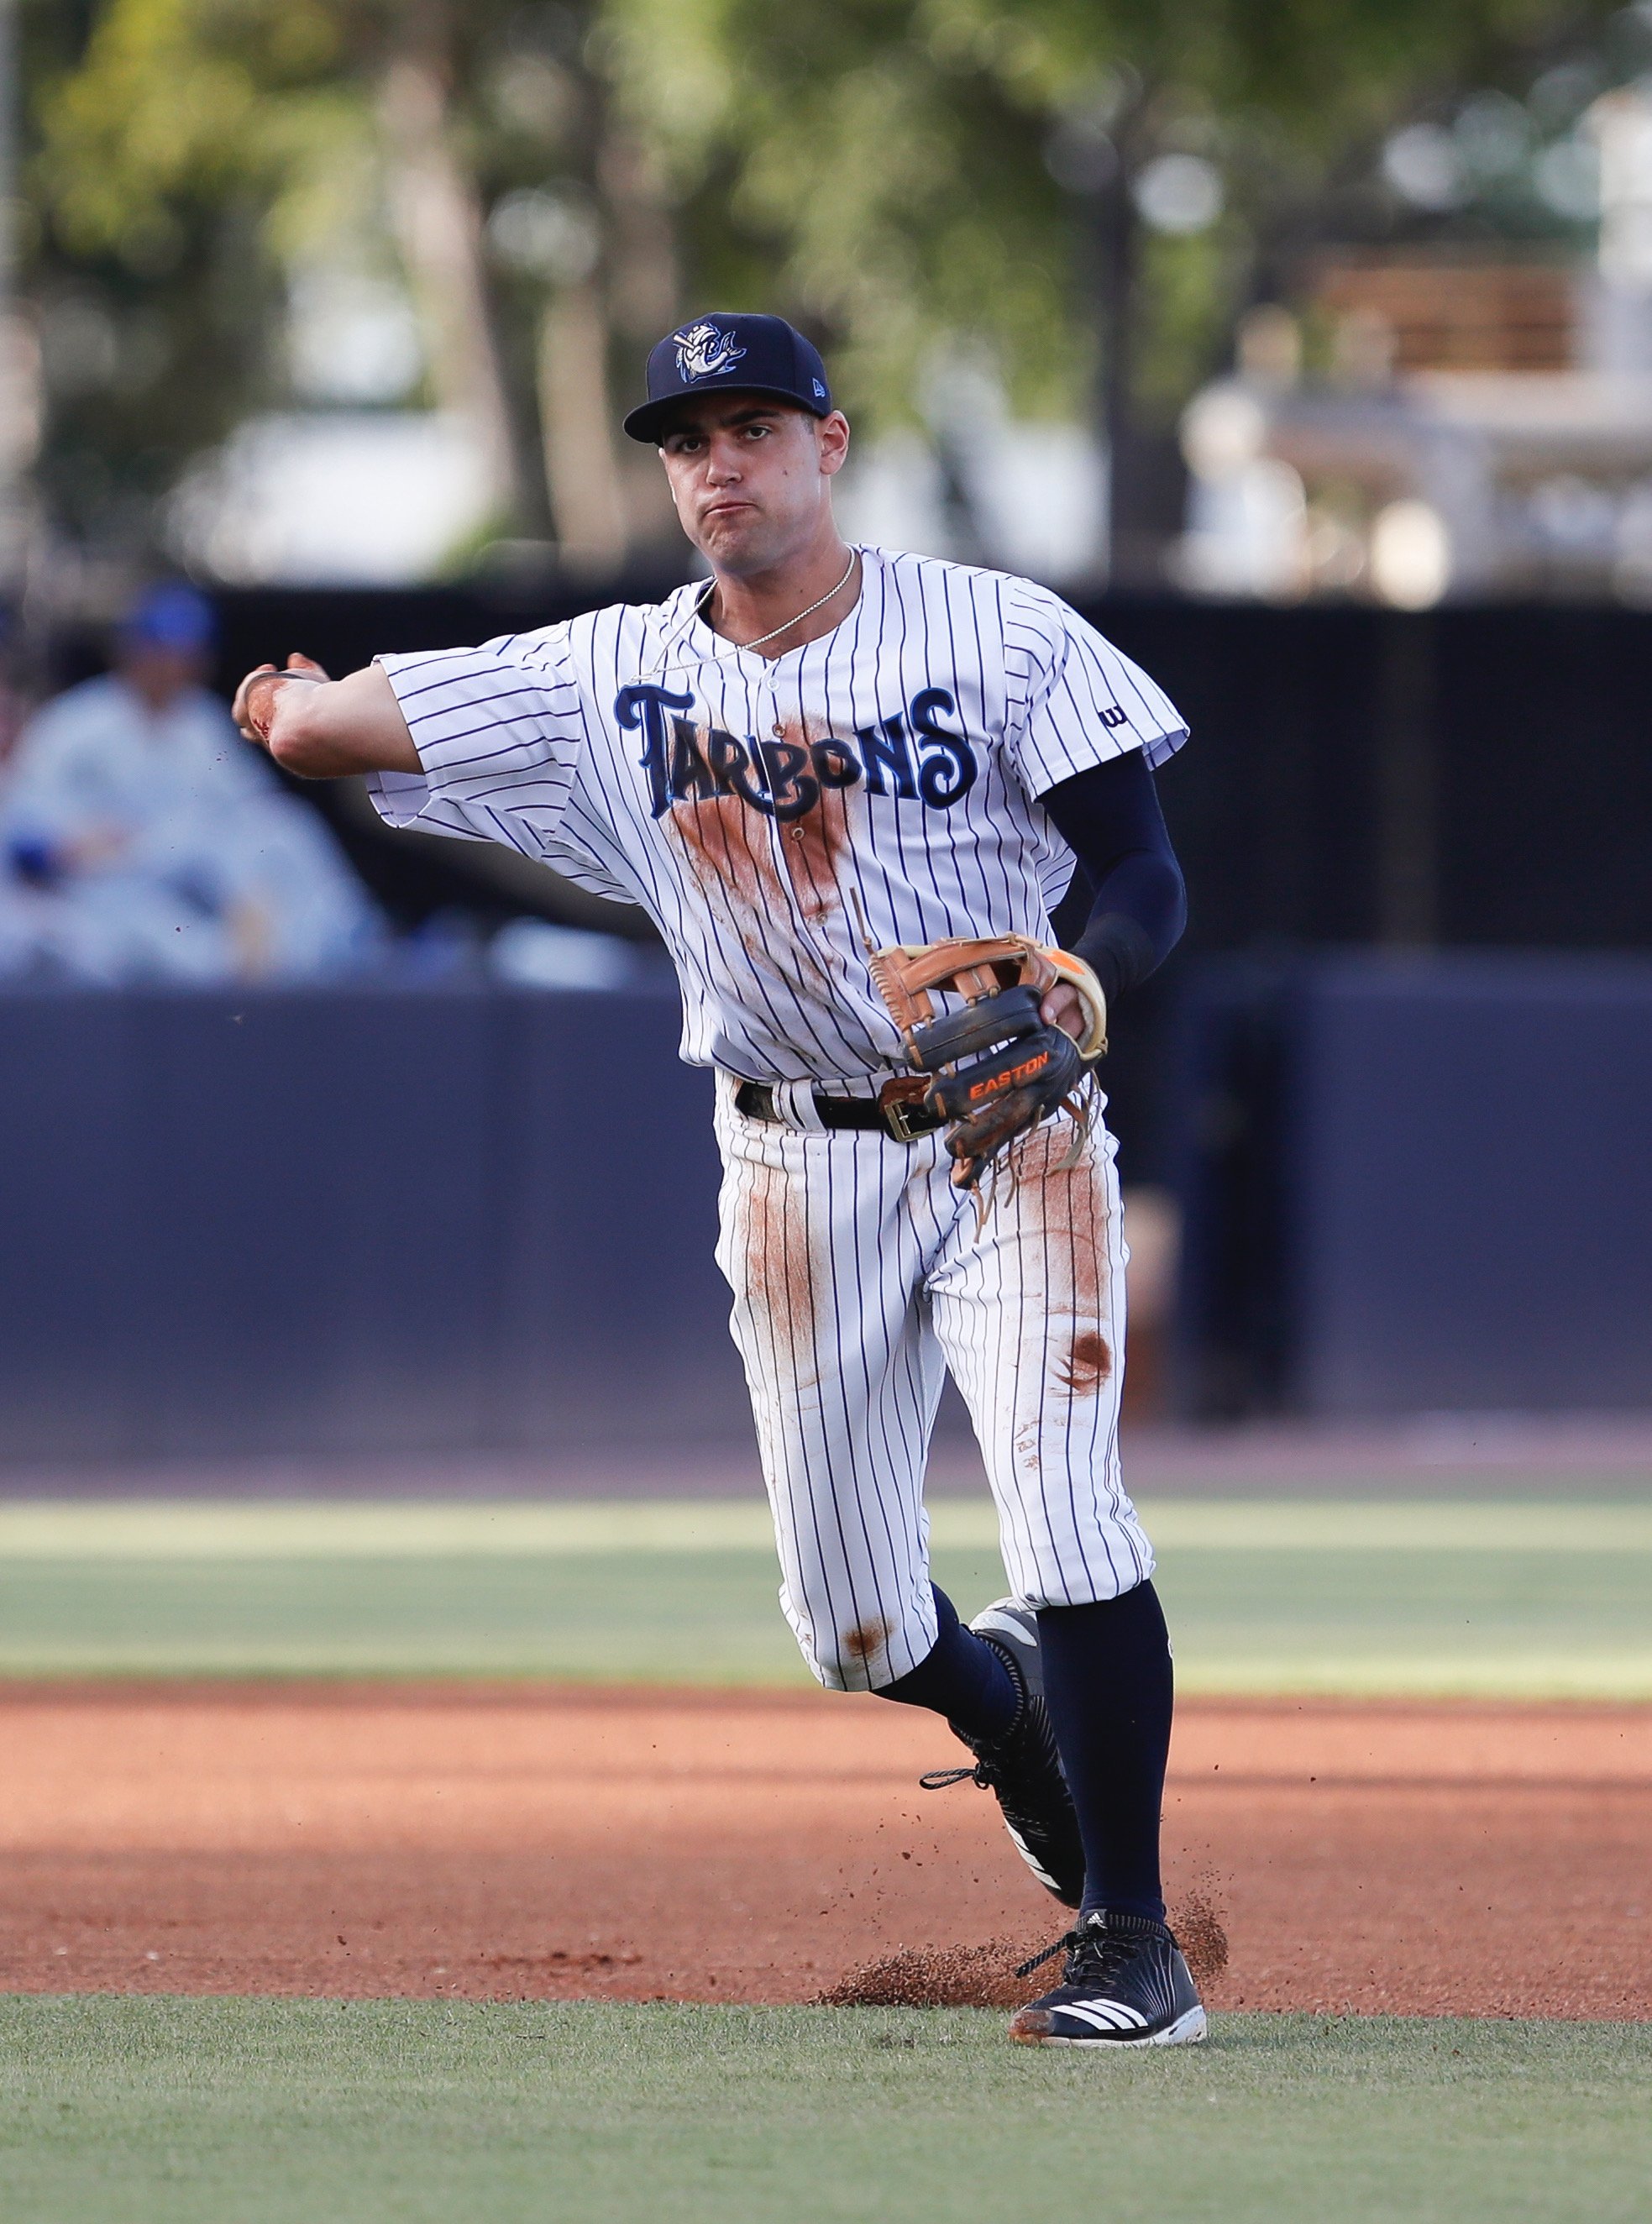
[1071,914,1156,1007]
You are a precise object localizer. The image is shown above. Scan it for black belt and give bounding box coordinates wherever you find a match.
[735,1078,943,1143]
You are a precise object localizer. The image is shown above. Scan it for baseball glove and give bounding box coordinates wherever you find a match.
[867,934,1107,1191]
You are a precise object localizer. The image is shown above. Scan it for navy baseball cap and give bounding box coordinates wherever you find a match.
[623,313,832,444]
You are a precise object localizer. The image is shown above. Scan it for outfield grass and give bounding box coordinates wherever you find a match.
[0,1997,1645,2224]
[0,1498,1647,1695]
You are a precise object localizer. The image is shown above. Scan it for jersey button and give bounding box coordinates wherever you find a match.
[771,723,785,737]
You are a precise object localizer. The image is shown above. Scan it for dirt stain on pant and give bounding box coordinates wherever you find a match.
[1012,1125,1115,1403]
[840,1617,895,1671]
[1055,1330,1112,1394]
[732,1155,821,1393]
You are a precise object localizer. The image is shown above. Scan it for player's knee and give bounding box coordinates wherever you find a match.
[832,1612,902,1689]
[792,1608,919,1693]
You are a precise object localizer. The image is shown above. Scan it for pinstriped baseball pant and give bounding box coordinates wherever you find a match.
[712,1073,1155,1693]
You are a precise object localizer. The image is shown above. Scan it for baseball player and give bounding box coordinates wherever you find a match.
[234,313,1202,2048]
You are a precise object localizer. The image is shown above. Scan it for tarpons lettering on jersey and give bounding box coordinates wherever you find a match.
[617,681,980,823]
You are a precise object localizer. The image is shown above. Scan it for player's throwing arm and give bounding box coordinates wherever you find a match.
[233,655,422,777]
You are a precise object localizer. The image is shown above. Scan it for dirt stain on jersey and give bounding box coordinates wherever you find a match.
[670,785,789,916]
[667,717,852,979]
[772,714,852,925]
[672,788,831,1022]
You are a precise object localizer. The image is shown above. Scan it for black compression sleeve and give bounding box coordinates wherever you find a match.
[1039,753,1187,1004]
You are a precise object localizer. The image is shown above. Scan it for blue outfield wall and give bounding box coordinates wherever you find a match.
[0,983,751,1462]
[1292,954,1652,1414]
[2,957,1648,1459]
[1174,952,1652,1418]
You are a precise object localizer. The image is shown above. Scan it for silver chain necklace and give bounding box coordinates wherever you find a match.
[695,548,859,654]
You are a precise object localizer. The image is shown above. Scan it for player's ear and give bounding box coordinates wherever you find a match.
[817,410,850,477]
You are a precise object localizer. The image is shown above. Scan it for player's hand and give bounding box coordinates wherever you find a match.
[1041,982,1088,1046]
[233,653,332,746]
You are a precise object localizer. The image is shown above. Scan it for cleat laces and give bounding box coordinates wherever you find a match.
[1015,1922,1146,1986]
[919,1751,1039,1832]
[919,1761,991,1792]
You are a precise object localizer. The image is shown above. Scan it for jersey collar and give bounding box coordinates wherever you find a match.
[654,547,878,677]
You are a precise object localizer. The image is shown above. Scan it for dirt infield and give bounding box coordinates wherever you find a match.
[0,1686,1646,2020]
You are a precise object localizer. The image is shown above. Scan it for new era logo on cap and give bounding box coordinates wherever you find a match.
[623,312,834,443]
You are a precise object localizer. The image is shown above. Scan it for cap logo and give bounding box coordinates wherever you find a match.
[675,321,747,382]
[812,379,827,399]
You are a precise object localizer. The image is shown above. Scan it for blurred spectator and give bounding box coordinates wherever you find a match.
[0,610,28,774]
[0,585,379,983]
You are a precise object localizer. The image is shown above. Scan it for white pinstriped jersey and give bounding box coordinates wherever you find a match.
[368,546,1188,1085]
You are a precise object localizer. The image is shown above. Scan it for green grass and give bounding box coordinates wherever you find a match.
[0,1997,1644,2224]
[0,1498,1647,1696]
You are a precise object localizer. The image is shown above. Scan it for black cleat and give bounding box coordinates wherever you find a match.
[919,1597,1085,1907]
[1009,1908,1207,2048]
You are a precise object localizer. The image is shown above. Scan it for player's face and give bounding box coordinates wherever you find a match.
[657,396,849,574]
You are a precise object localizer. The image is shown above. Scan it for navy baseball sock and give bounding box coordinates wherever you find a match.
[873,1585,1019,1739]
[1037,1581,1173,1924]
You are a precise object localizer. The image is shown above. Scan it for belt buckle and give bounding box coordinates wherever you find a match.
[878,1078,936,1144]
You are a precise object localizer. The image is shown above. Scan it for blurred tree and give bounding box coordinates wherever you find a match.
[24,0,679,564]
[19,0,297,559]
[16,0,1628,576]
[611,0,1620,574]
